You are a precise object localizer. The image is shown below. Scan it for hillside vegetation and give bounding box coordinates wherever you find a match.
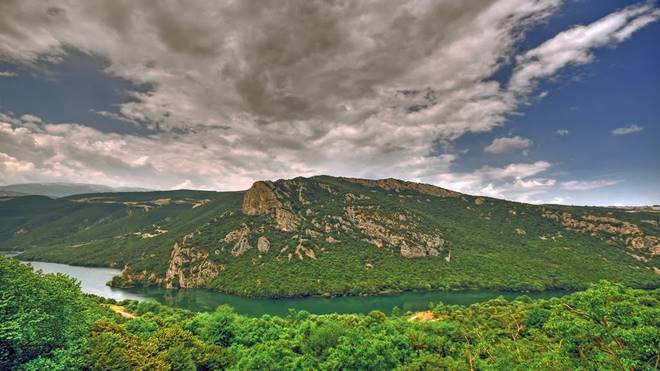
[1,176,658,297]
[2,256,658,370]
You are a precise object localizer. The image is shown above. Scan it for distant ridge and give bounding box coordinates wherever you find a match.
[0,182,153,198]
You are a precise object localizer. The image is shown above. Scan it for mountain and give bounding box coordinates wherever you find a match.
[1,176,658,297]
[0,190,29,197]
[0,182,153,198]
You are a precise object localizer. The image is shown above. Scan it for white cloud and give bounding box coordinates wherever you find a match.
[0,152,34,177]
[509,3,660,94]
[556,129,569,136]
[19,114,42,123]
[560,179,620,190]
[484,136,533,154]
[480,161,552,180]
[549,196,566,204]
[0,71,16,77]
[427,160,554,202]
[612,124,643,135]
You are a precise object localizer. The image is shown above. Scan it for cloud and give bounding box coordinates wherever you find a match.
[556,129,569,136]
[19,114,42,123]
[509,3,660,94]
[0,1,656,203]
[0,114,628,204]
[427,160,554,203]
[0,71,16,77]
[560,179,620,190]
[484,136,533,154]
[0,152,34,176]
[549,196,566,204]
[612,124,643,135]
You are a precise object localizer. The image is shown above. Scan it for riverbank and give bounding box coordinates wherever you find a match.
[5,256,569,316]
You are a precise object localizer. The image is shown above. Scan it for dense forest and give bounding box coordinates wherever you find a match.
[2,256,658,370]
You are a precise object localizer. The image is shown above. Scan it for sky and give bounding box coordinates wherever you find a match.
[0,0,658,206]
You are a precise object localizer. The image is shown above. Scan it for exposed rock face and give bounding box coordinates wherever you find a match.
[343,177,460,198]
[543,211,641,236]
[242,181,300,231]
[224,224,252,256]
[113,266,163,288]
[274,208,299,232]
[345,205,445,257]
[474,197,485,205]
[345,192,370,202]
[400,244,427,258]
[242,181,282,214]
[294,240,316,260]
[542,210,659,256]
[165,234,220,289]
[257,236,270,253]
[298,185,310,205]
[627,236,660,255]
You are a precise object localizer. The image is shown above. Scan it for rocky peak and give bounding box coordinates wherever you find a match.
[242,180,300,231]
[242,181,283,215]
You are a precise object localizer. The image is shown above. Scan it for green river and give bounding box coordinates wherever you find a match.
[19,259,567,317]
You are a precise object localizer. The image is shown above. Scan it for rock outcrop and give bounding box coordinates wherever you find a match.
[113,266,163,288]
[294,240,316,260]
[542,210,659,256]
[627,236,660,255]
[542,211,641,236]
[345,205,445,257]
[242,181,300,231]
[242,181,283,215]
[224,224,252,256]
[164,234,220,288]
[257,236,270,253]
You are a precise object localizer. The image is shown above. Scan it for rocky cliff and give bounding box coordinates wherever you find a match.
[164,233,222,288]
[242,181,300,231]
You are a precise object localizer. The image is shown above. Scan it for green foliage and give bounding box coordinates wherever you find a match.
[191,305,237,347]
[1,257,658,370]
[0,256,99,369]
[544,281,660,370]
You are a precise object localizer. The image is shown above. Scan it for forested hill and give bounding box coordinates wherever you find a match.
[1,175,658,297]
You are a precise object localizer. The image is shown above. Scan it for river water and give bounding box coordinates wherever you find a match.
[19,259,566,316]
